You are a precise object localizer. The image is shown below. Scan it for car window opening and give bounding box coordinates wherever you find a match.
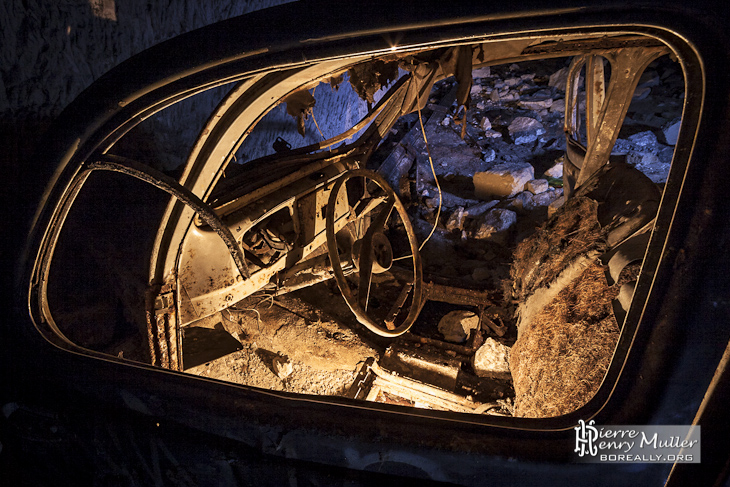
[44,40,685,419]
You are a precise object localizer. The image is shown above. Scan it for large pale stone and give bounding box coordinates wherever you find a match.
[438,310,480,343]
[473,338,511,380]
[473,162,534,199]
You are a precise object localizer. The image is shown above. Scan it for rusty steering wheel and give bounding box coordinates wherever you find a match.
[325,169,423,337]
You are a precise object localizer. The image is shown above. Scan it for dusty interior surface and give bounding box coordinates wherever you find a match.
[46,46,684,418]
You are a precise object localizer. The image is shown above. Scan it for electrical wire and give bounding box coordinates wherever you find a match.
[416,106,442,252]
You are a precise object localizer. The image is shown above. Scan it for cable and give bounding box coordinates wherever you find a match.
[392,106,443,262]
[416,106,442,252]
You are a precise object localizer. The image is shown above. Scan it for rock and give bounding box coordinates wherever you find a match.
[518,90,554,110]
[662,118,682,145]
[500,91,520,103]
[480,116,492,131]
[470,84,483,96]
[633,86,651,100]
[424,189,479,210]
[438,310,480,343]
[482,148,496,162]
[272,355,293,379]
[550,101,566,113]
[628,130,658,149]
[548,67,570,89]
[504,77,521,87]
[490,90,500,102]
[518,98,553,110]
[471,266,493,282]
[441,115,452,126]
[544,161,563,178]
[445,207,467,232]
[532,188,563,208]
[472,66,491,78]
[470,209,517,245]
[526,179,549,194]
[547,195,566,218]
[510,191,535,211]
[612,138,632,154]
[463,200,499,218]
[627,152,661,167]
[473,162,534,199]
[483,129,502,139]
[638,69,661,88]
[472,338,511,380]
[507,117,545,145]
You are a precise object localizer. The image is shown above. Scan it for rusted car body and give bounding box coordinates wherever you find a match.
[4,0,730,485]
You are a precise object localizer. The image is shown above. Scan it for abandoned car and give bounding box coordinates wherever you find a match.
[4,0,730,485]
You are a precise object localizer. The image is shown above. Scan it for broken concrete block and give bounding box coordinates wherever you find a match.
[544,160,563,178]
[662,118,682,145]
[526,179,549,194]
[473,162,534,199]
[471,209,517,245]
[438,310,480,343]
[548,67,570,89]
[473,338,511,380]
[508,117,545,145]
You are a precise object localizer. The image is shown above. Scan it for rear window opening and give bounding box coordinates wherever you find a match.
[42,35,687,420]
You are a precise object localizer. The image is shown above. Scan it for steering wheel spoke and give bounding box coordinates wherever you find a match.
[326,169,423,337]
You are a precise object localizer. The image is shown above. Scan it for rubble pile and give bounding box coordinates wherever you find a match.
[373,56,682,291]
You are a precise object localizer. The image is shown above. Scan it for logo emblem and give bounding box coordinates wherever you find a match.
[575,419,599,457]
